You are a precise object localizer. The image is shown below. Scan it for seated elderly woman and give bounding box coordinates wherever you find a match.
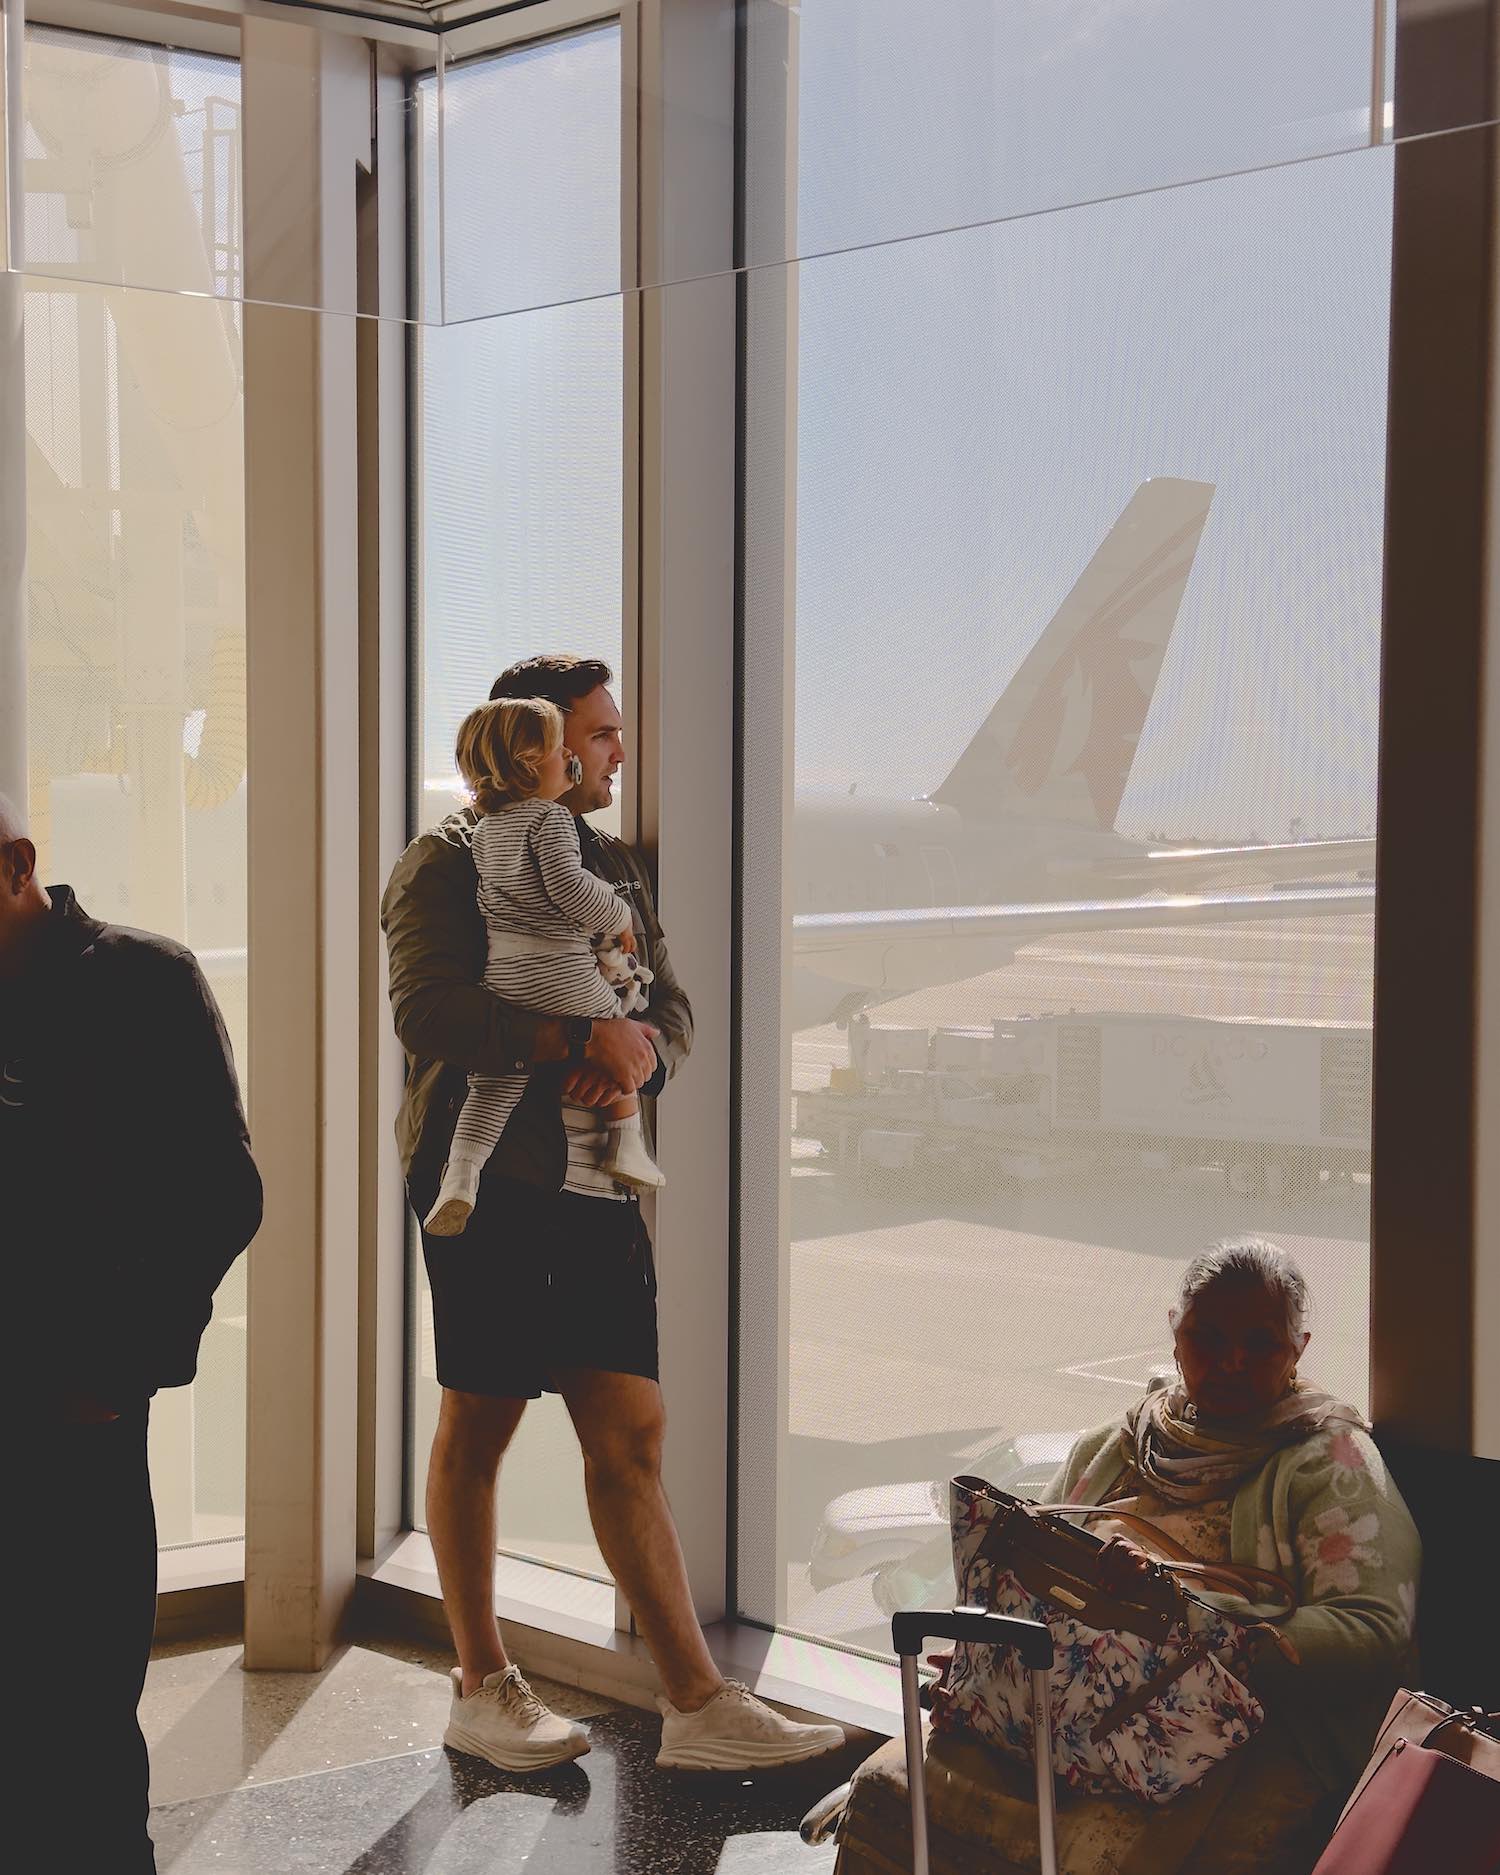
[828,1239,1422,1875]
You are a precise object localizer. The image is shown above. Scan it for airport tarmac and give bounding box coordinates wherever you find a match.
[776,915,1371,1645]
[410,916,1374,1654]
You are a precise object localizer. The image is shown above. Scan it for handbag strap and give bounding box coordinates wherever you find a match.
[1425,1708,1500,1746]
[1040,1502,1299,1616]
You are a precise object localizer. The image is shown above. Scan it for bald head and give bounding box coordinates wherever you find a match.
[0,792,50,975]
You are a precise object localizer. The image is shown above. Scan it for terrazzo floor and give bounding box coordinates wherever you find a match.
[142,1633,877,1874]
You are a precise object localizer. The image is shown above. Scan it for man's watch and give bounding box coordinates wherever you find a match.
[563,1016,594,1065]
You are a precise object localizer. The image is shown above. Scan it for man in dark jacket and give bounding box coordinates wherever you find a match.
[1,793,262,1873]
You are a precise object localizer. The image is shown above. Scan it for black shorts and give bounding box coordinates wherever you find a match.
[412,1169,659,1399]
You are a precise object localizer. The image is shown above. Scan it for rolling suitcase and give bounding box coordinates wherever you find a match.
[892,1607,1060,1875]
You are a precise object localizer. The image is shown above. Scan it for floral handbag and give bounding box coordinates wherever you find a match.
[931,1475,1298,1806]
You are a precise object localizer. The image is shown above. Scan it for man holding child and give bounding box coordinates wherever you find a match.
[381,653,843,1774]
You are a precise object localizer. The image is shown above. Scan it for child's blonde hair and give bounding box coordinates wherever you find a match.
[455,697,564,812]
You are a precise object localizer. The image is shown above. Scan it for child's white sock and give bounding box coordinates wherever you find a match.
[424,1156,484,1236]
[602,1113,666,1190]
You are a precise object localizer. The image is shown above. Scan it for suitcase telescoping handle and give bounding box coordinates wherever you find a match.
[892,1609,1058,1875]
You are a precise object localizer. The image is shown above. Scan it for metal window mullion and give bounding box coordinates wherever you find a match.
[627,0,738,1634]
[241,12,369,1668]
[730,0,798,1632]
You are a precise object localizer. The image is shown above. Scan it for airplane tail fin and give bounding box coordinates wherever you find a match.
[931,478,1214,830]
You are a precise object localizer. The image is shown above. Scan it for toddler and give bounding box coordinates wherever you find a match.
[424,697,665,1235]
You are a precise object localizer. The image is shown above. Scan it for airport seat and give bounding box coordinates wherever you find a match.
[1375,1440,1499,1708]
[829,1722,1332,1875]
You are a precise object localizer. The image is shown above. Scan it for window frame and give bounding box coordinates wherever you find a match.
[374,0,1500,1718]
[16,0,252,1603]
[729,0,1500,1683]
[10,0,1496,1718]
[398,4,636,1597]
[384,0,745,1654]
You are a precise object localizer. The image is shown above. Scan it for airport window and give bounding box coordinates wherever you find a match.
[741,0,1386,271]
[409,22,625,1582]
[21,24,247,1548]
[737,9,1390,1651]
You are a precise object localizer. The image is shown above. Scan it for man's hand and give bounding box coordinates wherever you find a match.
[585,1016,658,1094]
[561,1066,625,1108]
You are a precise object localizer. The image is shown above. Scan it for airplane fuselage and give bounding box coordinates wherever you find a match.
[792,790,1146,919]
[787,790,1373,1032]
[788,790,1152,1029]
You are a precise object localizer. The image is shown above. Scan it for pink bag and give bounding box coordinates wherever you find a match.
[1310,1693,1500,1875]
[1309,1736,1500,1874]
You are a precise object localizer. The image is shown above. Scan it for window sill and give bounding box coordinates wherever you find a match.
[357,1531,902,1738]
[155,1538,245,1641]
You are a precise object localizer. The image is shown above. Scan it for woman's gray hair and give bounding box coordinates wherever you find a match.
[1173,1237,1311,1338]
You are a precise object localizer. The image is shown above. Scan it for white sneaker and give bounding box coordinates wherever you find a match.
[424,1159,482,1236]
[656,1680,845,1771]
[443,1667,591,1772]
[603,1124,667,1191]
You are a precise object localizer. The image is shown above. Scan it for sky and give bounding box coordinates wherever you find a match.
[419,29,624,822]
[785,0,1391,838]
[420,2,1394,843]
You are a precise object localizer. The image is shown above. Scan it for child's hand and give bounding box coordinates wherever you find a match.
[617,927,636,955]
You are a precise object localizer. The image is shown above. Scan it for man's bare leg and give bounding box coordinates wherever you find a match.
[556,1367,723,1712]
[426,1388,529,1696]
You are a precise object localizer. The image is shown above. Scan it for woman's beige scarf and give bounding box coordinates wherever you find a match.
[1121,1378,1369,1505]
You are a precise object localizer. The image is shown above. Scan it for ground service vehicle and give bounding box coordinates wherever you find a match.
[795,1011,1371,1196]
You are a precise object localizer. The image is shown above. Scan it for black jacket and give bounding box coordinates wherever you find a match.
[2,886,263,1403]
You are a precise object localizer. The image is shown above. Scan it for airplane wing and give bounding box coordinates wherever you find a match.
[793,883,1373,953]
[1139,837,1375,885]
[1038,837,1376,894]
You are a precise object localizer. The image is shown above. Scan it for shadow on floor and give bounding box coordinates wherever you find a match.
[152,1703,877,1875]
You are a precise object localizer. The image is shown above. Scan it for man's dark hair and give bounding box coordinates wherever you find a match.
[490,654,613,713]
